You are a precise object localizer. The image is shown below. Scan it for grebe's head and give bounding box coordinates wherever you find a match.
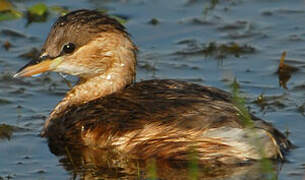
[14,9,137,79]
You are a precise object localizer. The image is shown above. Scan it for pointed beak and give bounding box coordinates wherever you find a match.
[14,56,63,78]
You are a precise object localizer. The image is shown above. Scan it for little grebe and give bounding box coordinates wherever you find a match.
[15,10,291,164]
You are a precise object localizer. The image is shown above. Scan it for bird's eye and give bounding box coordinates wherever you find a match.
[62,43,75,54]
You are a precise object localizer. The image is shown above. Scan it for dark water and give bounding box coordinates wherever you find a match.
[0,0,305,179]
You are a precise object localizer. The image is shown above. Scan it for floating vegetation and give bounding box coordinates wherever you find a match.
[277,51,298,89]
[253,93,287,111]
[0,123,16,140]
[217,20,248,31]
[0,0,128,25]
[254,93,269,110]
[202,0,240,17]
[148,18,159,25]
[0,1,128,29]
[264,8,305,16]
[255,93,265,105]
[0,1,56,23]
[204,42,254,58]
[0,98,11,104]
[26,3,48,24]
[0,0,22,21]
[175,41,255,59]
[0,1,67,23]
[28,3,48,18]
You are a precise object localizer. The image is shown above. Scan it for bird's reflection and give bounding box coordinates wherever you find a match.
[49,142,282,180]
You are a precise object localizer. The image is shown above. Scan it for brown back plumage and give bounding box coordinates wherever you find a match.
[46,79,291,164]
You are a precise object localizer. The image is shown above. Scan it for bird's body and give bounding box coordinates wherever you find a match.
[15,10,291,165]
[45,79,289,164]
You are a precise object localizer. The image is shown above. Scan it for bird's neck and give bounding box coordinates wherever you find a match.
[58,64,134,112]
[63,67,135,108]
[43,46,136,132]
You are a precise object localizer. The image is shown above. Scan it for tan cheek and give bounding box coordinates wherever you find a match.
[57,54,111,76]
[56,35,119,76]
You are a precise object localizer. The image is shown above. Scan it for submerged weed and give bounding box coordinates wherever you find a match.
[147,158,157,180]
[231,78,254,128]
[230,78,277,180]
[188,150,199,180]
